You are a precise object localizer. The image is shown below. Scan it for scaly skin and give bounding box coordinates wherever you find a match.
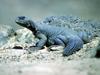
[43,16,94,43]
[15,16,84,56]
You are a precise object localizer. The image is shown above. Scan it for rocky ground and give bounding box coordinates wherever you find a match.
[0,16,100,75]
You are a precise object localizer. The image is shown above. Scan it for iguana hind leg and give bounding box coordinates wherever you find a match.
[63,37,83,56]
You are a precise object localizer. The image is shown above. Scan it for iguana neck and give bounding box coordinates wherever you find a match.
[28,20,40,34]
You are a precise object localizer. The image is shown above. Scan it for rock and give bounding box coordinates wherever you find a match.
[48,45,64,51]
[0,25,15,47]
[15,28,36,44]
[0,28,38,50]
[14,28,39,48]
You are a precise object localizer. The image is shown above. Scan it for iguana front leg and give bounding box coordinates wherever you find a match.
[36,33,47,49]
[29,33,47,51]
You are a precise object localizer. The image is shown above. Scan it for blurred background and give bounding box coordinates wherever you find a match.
[0,0,100,27]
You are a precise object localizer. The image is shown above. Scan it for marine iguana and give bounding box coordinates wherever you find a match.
[15,16,92,56]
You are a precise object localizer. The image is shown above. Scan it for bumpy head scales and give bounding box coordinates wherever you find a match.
[15,16,31,28]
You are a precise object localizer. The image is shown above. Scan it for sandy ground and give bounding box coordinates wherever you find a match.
[0,58,100,75]
[0,36,100,75]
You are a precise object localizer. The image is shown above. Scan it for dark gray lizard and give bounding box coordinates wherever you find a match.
[15,16,91,56]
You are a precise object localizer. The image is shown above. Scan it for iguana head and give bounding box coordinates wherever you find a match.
[15,16,30,27]
[15,16,36,31]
